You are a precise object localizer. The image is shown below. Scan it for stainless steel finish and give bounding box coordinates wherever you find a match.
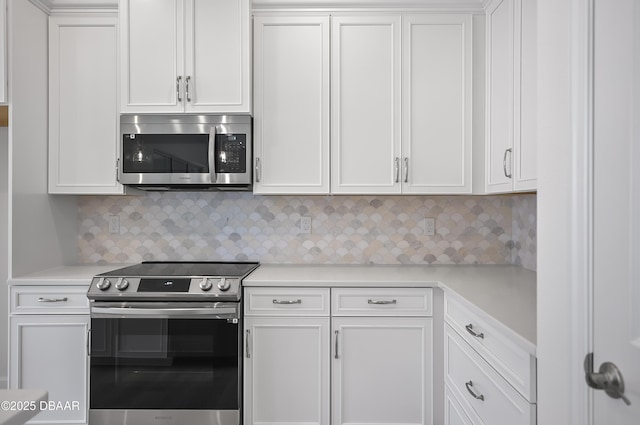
[395,157,400,183]
[584,352,631,405]
[217,278,231,291]
[115,278,129,291]
[96,277,111,291]
[255,157,261,183]
[334,330,339,359]
[90,409,240,425]
[37,297,68,303]
[503,148,513,178]
[465,381,485,401]
[245,329,251,358]
[186,76,192,102]
[465,323,484,339]
[404,157,409,183]
[176,76,182,102]
[199,278,213,291]
[272,299,302,305]
[119,114,252,190]
[90,302,239,320]
[368,299,397,305]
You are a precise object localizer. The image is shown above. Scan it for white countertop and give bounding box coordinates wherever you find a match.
[8,264,133,285]
[245,264,536,350]
[0,389,48,425]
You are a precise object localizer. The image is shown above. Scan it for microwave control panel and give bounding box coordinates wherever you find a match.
[215,134,247,173]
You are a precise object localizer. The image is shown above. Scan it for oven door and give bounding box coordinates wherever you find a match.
[89,302,241,425]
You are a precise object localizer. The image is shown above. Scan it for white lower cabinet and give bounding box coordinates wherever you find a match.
[244,287,433,425]
[444,294,536,425]
[8,285,89,425]
[244,317,330,425]
[332,316,433,425]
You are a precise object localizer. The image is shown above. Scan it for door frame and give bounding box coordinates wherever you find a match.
[537,0,593,423]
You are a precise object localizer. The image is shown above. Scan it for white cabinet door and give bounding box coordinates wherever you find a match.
[0,0,6,104]
[253,15,330,194]
[332,317,433,425]
[48,15,123,194]
[513,0,537,191]
[402,14,472,194]
[331,15,401,194]
[485,0,516,193]
[120,0,183,113]
[184,0,250,113]
[244,317,330,425]
[9,315,89,424]
[120,0,250,114]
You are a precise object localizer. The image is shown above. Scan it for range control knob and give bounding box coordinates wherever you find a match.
[217,278,231,292]
[115,278,129,291]
[96,278,111,291]
[199,278,213,292]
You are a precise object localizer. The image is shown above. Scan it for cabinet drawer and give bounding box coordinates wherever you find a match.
[10,286,89,314]
[244,287,330,316]
[445,295,536,401]
[332,288,432,316]
[445,324,536,425]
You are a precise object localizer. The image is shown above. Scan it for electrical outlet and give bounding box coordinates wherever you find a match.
[108,215,120,234]
[424,218,435,236]
[300,216,312,234]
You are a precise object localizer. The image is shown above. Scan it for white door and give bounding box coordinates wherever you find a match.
[244,317,330,425]
[401,14,472,194]
[253,15,330,194]
[591,0,640,421]
[332,317,433,425]
[184,0,250,113]
[120,0,184,112]
[331,15,401,194]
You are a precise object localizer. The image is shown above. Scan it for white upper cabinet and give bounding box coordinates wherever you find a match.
[253,15,330,194]
[0,0,6,104]
[483,0,537,193]
[331,15,402,194]
[402,14,472,194]
[120,0,250,114]
[48,15,123,194]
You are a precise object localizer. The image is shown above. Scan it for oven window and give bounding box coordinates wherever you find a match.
[90,318,239,410]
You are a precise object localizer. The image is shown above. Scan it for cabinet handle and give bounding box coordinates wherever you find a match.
[185,76,192,102]
[368,299,397,305]
[395,157,400,183]
[87,329,91,356]
[334,330,339,359]
[465,323,484,339]
[245,329,251,358]
[37,297,68,303]
[255,157,261,183]
[465,381,485,401]
[503,148,513,178]
[404,157,409,183]
[176,76,183,102]
[272,299,302,305]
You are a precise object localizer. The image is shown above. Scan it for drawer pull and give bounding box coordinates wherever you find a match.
[272,299,302,305]
[368,299,397,305]
[465,381,485,401]
[465,323,484,339]
[37,297,68,303]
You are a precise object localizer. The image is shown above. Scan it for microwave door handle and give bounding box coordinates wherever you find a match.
[210,126,217,183]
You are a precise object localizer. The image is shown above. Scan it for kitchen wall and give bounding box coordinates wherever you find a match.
[77,193,536,270]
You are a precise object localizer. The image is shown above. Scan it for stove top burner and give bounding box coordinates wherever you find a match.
[87,261,259,302]
[97,261,260,278]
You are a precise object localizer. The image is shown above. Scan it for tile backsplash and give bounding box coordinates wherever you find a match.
[78,193,537,270]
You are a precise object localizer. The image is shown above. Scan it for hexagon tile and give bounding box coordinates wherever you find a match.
[77,193,536,269]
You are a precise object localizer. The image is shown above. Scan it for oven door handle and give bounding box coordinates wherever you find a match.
[90,305,239,320]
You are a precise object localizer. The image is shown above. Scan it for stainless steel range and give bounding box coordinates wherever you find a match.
[87,261,259,425]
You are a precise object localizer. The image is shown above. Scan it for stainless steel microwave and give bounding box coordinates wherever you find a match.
[119,115,252,191]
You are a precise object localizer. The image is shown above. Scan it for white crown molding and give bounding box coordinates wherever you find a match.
[252,0,486,12]
[28,0,117,14]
